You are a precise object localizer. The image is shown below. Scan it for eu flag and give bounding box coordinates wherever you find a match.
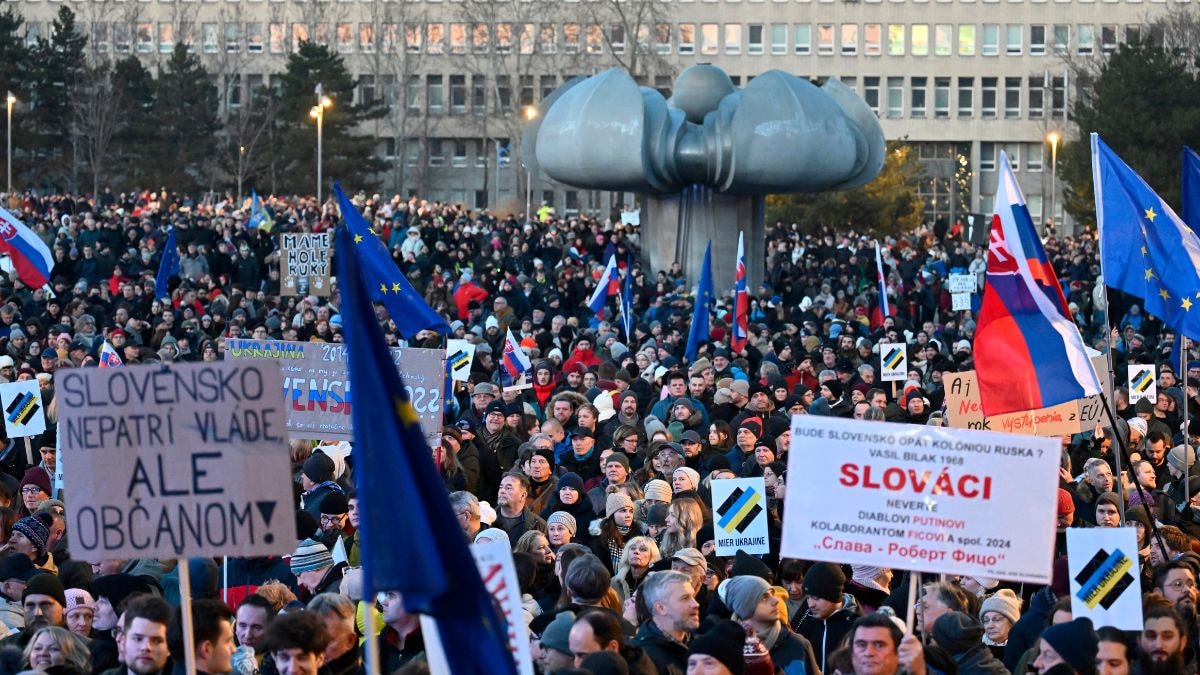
[155,226,180,300]
[335,184,449,338]
[336,223,516,675]
[1094,134,1200,341]
[685,241,714,363]
[1183,146,1200,231]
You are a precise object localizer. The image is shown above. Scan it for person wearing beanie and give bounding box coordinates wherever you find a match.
[686,620,747,675]
[719,573,820,675]
[299,451,344,519]
[1033,616,1099,674]
[933,611,1008,675]
[289,537,343,597]
[537,610,576,673]
[590,492,647,574]
[727,417,764,474]
[525,445,559,516]
[847,565,892,614]
[587,453,633,516]
[64,588,95,637]
[979,589,1022,659]
[643,479,673,507]
[540,471,598,529]
[1,573,67,648]
[672,467,701,493]
[797,563,861,673]
[1095,491,1122,528]
[547,511,578,549]
[10,513,51,562]
[17,467,51,515]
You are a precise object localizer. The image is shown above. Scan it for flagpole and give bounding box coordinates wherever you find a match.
[178,559,198,675]
[1184,337,1192,505]
[1100,392,1169,561]
[364,604,381,675]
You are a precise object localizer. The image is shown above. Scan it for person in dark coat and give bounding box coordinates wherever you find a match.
[298,453,344,519]
[724,574,820,675]
[794,563,862,674]
[633,570,699,674]
[933,611,1010,675]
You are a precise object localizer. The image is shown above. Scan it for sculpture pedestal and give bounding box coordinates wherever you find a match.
[640,188,766,298]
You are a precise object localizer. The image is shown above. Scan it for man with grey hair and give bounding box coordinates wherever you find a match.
[448,491,482,541]
[633,570,699,673]
[1072,457,1115,526]
[305,594,361,674]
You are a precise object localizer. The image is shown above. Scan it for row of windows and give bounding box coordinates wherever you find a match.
[35,20,1153,58]
[861,74,1069,121]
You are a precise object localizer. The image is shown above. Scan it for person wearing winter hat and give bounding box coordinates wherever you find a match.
[1033,616,1099,674]
[797,563,859,673]
[591,492,645,574]
[979,589,1021,658]
[643,479,673,507]
[847,565,892,614]
[672,467,701,493]
[686,620,746,675]
[726,417,763,474]
[1095,491,1122,528]
[537,610,576,673]
[17,467,51,515]
[64,588,95,637]
[12,573,67,646]
[933,611,1008,674]
[299,452,344,519]
[961,576,1000,597]
[1056,488,1076,532]
[474,528,511,546]
[9,513,51,562]
[290,538,343,596]
[587,453,632,515]
[547,511,578,549]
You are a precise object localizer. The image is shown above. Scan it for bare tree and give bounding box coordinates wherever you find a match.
[73,64,125,199]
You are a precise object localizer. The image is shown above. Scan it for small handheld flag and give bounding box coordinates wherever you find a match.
[0,206,53,289]
[155,227,180,301]
[98,340,123,368]
[586,255,620,318]
[731,232,749,353]
[502,328,531,382]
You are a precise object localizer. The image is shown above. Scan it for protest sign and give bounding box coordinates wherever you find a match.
[782,416,1060,583]
[57,361,296,559]
[1128,365,1157,404]
[951,293,971,312]
[711,478,770,556]
[225,339,444,447]
[948,274,976,294]
[879,343,908,382]
[1067,528,1144,630]
[447,339,477,383]
[0,380,45,438]
[944,354,1108,436]
[421,541,535,675]
[280,232,332,297]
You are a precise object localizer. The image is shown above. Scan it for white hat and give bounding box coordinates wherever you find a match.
[593,393,616,422]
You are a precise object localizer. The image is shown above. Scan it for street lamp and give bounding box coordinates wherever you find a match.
[310,85,333,205]
[237,145,246,204]
[6,92,15,197]
[523,105,538,222]
[1046,130,1060,234]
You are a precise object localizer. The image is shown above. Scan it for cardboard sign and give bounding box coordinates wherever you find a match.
[280,232,333,297]
[782,416,1060,583]
[225,340,444,448]
[880,343,909,382]
[447,339,477,383]
[57,361,296,559]
[421,541,535,675]
[951,293,972,312]
[948,274,976,294]
[711,478,770,555]
[944,354,1109,436]
[1067,528,1144,630]
[0,380,45,438]
[1129,365,1157,404]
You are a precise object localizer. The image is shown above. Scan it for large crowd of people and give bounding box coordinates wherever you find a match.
[0,187,1192,675]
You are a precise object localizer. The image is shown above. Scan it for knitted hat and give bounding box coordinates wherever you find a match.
[1056,488,1076,515]
[289,538,333,574]
[558,472,585,493]
[65,588,95,616]
[1040,617,1099,673]
[687,621,746,675]
[19,467,51,497]
[737,418,763,438]
[13,514,50,556]
[23,573,66,608]
[803,563,847,602]
[674,467,701,491]
[850,565,886,586]
[606,492,635,517]
[0,554,35,582]
[1096,491,1121,512]
[580,650,630,675]
[474,528,511,546]
[302,453,336,483]
[1127,417,1148,438]
[979,589,1022,626]
[1168,444,1196,473]
[823,380,844,398]
[731,550,773,582]
[932,611,985,655]
[724,575,771,620]
[643,480,673,504]
[604,453,630,471]
[540,611,575,654]
[548,511,577,537]
[646,503,670,527]
[320,492,349,516]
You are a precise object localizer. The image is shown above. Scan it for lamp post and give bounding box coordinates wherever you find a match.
[523,105,538,223]
[6,92,15,197]
[310,85,333,206]
[237,145,245,204]
[1046,130,1060,235]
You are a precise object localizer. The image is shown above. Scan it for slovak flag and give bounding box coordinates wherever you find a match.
[502,328,531,381]
[871,241,896,328]
[730,232,749,353]
[98,340,124,368]
[974,152,1100,416]
[586,255,620,318]
[0,207,53,289]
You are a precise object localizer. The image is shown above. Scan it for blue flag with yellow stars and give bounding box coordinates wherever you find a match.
[1093,134,1200,340]
[1183,146,1200,233]
[685,240,714,362]
[334,184,449,338]
[154,226,180,301]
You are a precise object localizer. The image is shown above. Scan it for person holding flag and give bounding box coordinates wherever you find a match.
[155,226,180,301]
[501,327,532,390]
[730,231,749,355]
[871,240,896,328]
[587,255,621,320]
[0,207,53,290]
[685,242,714,363]
[98,340,123,368]
[248,190,274,233]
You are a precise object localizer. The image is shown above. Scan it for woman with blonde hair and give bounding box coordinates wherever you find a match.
[610,536,660,604]
[659,497,704,558]
[23,626,91,674]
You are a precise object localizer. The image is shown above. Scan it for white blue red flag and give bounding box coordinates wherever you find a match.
[731,232,749,353]
[587,255,620,318]
[871,241,895,327]
[502,328,531,381]
[974,152,1100,415]
[0,207,53,288]
[98,340,124,368]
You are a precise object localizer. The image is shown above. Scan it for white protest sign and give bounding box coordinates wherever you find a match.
[948,274,976,294]
[782,416,1060,583]
[446,339,477,383]
[0,380,45,438]
[951,293,971,312]
[1067,528,1144,631]
[879,343,908,382]
[1129,365,1157,404]
[57,361,296,559]
[420,541,535,675]
[711,478,770,556]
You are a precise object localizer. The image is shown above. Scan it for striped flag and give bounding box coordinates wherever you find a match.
[731,232,749,353]
[501,328,531,382]
[98,340,123,368]
[586,255,620,318]
[871,241,895,327]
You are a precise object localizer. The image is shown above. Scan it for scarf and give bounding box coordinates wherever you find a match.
[302,481,344,509]
[754,620,783,653]
[608,525,630,570]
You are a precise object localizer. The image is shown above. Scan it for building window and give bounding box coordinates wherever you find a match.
[817,23,834,55]
[1029,24,1045,55]
[911,24,928,55]
[427,75,443,114]
[863,76,880,114]
[540,24,557,53]
[449,75,466,114]
[1051,76,1066,118]
[864,23,881,55]
[1101,25,1117,53]
[406,76,420,113]
[934,24,951,55]
[495,23,513,54]
[771,24,787,54]
[911,76,926,118]
[358,75,375,107]
[1027,143,1044,171]
[564,23,580,53]
[1028,76,1044,119]
[159,22,175,53]
[795,24,811,54]
[1004,76,1021,118]
[609,24,625,54]
[429,139,444,167]
[701,23,718,55]
[269,23,284,53]
[724,23,741,54]
[982,24,999,55]
[427,24,444,54]
[748,24,764,54]
[980,143,996,171]
[1005,143,1020,170]
[679,24,695,54]
[934,77,950,117]
[382,138,397,162]
[957,77,973,117]
[519,75,534,106]
[449,23,466,54]
[1077,25,1094,54]
[888,24,904,55]
[337,23,353,53]
[586,24,603,54]
[958,25,975,55]
[1125,24,1141,44]
[981,77,997,118]
[887,76,903,118]
[451,141,467,168]
[405,140,420,167]
[841,23,858,55]
[201,22,218,53]
[1006,24,1022,54]
[519,23,535,55]
[496,75,512,111]
[656,24,672,54]
[540,75,556,100]
[472,75,486,115]
[1052,24,1069,54]
[92,23,109,53]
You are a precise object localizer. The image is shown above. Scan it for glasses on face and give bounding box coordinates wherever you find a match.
[20,487,44,495]
[1167,579,1197,591]
[319,514,344,525]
